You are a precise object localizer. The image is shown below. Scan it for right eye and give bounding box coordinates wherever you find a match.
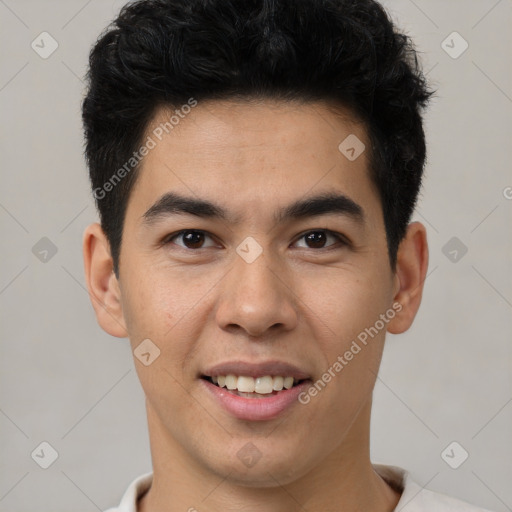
[163,230,219,250]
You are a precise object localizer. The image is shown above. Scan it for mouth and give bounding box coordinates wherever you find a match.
[199,360,313,420]
[199,362,313,421]
[200,374,309,398]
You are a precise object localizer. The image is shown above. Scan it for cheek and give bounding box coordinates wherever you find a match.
[120,263,224,380]
[296,267,391,398]
[297,267,391,344]
[121,275,200,416]
[121,261,201,338]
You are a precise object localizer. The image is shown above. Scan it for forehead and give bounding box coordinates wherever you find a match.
[126,99,381,227]
[148,98,365,159]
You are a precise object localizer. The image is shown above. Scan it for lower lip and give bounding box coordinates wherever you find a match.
[200,378,311,421]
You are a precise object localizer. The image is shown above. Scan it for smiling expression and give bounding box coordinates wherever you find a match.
[86,98,422,487]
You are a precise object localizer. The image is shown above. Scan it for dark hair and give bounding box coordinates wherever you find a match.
[82,0,434,277]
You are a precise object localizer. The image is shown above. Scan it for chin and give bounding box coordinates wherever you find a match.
[206,446,309,488]
[221,467,300,488]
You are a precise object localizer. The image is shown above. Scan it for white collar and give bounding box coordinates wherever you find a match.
[107,464,493,512]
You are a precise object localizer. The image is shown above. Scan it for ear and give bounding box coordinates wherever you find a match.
[82,223,128,338]
[387,221,429,334]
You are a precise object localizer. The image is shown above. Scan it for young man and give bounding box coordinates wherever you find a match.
[81,1,495,511]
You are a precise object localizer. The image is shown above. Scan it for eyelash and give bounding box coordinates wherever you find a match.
[162,229,350,251]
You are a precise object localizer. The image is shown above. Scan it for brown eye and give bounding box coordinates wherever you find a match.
[294,230,347,249]
[165,230,216,249]
[304,231,328,248]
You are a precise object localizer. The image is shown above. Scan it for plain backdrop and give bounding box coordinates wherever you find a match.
[0,0,511,511]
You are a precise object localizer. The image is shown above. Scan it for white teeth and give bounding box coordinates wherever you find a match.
[210,374,301,394]
[225,374,237,390]
[283,376,294,389]
[272,376,284,391]
[254,376,273,394]
[237,376,255,393]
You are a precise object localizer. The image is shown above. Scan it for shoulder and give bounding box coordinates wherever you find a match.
[103,472,153,512]
[373,464,496,512]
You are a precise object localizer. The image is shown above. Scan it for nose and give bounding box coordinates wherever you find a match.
[214,248,298,338]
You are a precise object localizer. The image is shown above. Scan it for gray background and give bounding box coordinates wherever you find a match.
[0,0,511,510]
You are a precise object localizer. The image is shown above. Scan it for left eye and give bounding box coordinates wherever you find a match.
[293,230,346,249]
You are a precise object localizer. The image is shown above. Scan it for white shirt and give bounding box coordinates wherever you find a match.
[104,464,495,512]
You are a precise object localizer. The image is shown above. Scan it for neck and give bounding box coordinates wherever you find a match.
[138,398,401,512]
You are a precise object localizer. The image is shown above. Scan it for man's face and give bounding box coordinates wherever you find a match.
[114,100,399,484]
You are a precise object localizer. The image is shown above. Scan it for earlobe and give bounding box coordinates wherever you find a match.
[82,223,128,338]
[387,222,429,335]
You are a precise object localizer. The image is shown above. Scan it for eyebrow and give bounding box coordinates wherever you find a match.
[141,191,365,227]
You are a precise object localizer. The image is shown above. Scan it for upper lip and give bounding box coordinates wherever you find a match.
[201,360,311,380]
